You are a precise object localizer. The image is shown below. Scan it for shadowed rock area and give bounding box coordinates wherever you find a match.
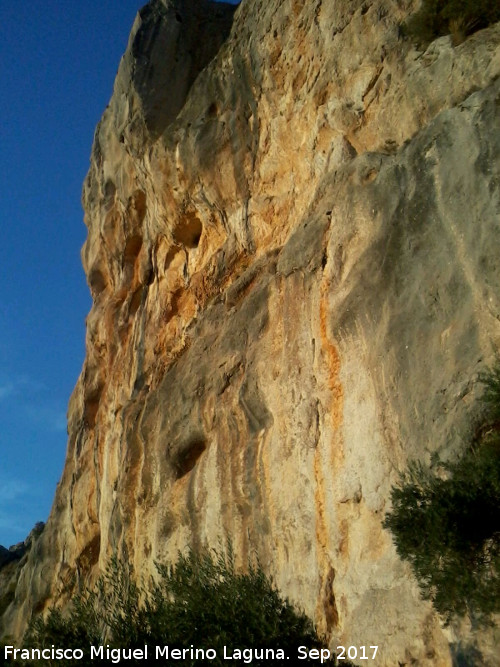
[0,524,44,623]
[112,0,237,145]
[1,0,499,663]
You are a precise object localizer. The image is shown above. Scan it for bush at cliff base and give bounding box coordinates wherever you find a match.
[404,0,500,44]
[22,547,354,666]
[384,364,500,626]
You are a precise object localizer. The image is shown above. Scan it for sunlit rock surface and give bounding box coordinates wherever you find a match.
[2,0,499,663]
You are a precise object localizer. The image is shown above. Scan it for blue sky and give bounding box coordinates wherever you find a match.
[0,0,240,549]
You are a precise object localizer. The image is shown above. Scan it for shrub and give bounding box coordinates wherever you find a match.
[383,364,500,625]
[23,547,352,666]
[1,639,22,667]
[403,0,500,45]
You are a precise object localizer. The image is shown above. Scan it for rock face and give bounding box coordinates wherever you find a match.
[2,0,500,663]
[0,524,44,626]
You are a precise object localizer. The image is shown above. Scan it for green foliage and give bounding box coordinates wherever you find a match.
[383,364,500,625]
[25,555,144,653]
[1,639,22,667]
[403,0,500,45]
[478,362,500,425]
[143,548,320,654]
[24,547,350,666]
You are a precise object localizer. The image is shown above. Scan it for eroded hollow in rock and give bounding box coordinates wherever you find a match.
[129,286,144,317]
[172,212,203,249]
[83,384,104,429]
[75,534,101,577]
[123,235,143,265]
[88,267,107,300]
[173,438,207,479]
[127,190,147,227]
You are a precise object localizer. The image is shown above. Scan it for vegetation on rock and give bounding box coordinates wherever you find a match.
[403,0,500,45]
[384,363,500,625]
[21,547,352,666]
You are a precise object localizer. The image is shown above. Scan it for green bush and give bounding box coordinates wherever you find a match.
[403,0,500,45]
[23,547,352,666]
[383,364,500,625]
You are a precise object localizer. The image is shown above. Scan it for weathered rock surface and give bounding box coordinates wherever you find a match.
[2,0,500,663]
[0,524,44,628]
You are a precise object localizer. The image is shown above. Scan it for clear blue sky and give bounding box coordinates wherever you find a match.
[0,0,240,549]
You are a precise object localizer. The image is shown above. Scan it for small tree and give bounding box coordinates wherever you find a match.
[25,547,353,666]
[403,0,500,45]
[24,556,141,664]
[383,364,500,625]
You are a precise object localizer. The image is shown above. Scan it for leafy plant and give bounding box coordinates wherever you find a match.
[478,362,500,424]
[24,547,351,665]
[403,0,500,45]
[383,364,500,625]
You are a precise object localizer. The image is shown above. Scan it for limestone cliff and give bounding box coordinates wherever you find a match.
[2,0,500,664]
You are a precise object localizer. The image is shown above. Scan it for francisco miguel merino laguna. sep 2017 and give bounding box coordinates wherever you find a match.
[4,644,373,663]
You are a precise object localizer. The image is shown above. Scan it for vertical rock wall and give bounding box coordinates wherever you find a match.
[2,1,500,663]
